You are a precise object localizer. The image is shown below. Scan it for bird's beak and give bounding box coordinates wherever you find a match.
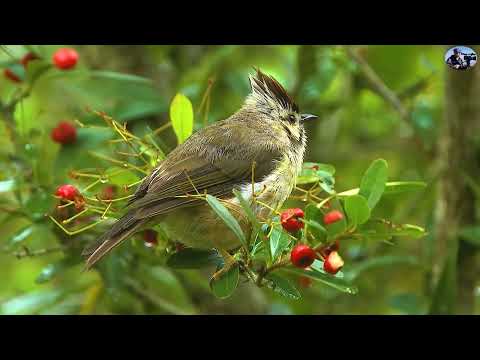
[301,114,318,122]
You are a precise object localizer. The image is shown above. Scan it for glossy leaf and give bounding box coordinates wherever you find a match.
[90,70,153,84]
[269,226,291,262]
[206,195,247,248]
[265,273,301,300]
[233,188,262,246]
[286,267,358,295]
[344,194,371,227]
[210,264,240,299]
[167,248,222,269]
[359,159,388,209]
[383,181,427,195]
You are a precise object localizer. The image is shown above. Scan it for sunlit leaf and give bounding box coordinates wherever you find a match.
[170,93,193,144]
[383,181,427,195]
[344,194,371,227]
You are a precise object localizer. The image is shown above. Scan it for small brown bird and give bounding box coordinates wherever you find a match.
[82,69,317,277]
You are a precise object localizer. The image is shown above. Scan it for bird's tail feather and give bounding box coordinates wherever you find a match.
[82,212,145,271]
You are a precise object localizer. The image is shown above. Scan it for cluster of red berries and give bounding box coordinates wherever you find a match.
[3,48,79,84]
[280,207,346,276]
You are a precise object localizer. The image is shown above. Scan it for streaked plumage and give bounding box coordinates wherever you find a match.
[83,69,314,270]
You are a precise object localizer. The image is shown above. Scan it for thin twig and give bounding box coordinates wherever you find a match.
[346,47,410,124]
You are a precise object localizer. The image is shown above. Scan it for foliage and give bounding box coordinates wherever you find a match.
[0,45,469,315]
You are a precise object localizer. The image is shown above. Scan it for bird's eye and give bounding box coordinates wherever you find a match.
[288,114,296,123]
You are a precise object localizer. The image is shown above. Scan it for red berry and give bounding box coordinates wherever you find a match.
[298,276,313,288]
[4,68,21,83]
[51,121,77,144]
[323,210,344,225]
[143,229,158,247]
[20,52,39,68]
[317,240,340,259]
[323,251,344,275]
[55,184,79,201]
[290,244,317,268]
[281,208,305,233]
[52,48,79,70]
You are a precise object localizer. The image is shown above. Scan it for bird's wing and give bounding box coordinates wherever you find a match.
[127,123,284,220]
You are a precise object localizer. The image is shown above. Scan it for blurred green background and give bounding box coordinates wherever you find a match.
[0,45,479,314]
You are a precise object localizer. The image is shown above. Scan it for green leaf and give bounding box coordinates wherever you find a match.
[383,181,427,195]
[269,226,291,262]
[206,194,247,248]
[170,93,194,144]
[344,194,371,227]
[166,248,222,269]
[305,204,327,242]
[459,226,480,246]
[286,267,358,295]
[265,273,301,300]
[233,188,262,240]
[338,181,427,198]
[359,159,388,209]
[210,264,240,299]
[90,70,153,84]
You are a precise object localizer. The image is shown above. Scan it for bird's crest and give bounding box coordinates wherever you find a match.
[248,68,299,113]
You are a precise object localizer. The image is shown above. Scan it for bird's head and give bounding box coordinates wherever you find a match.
[244,68,317,143]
